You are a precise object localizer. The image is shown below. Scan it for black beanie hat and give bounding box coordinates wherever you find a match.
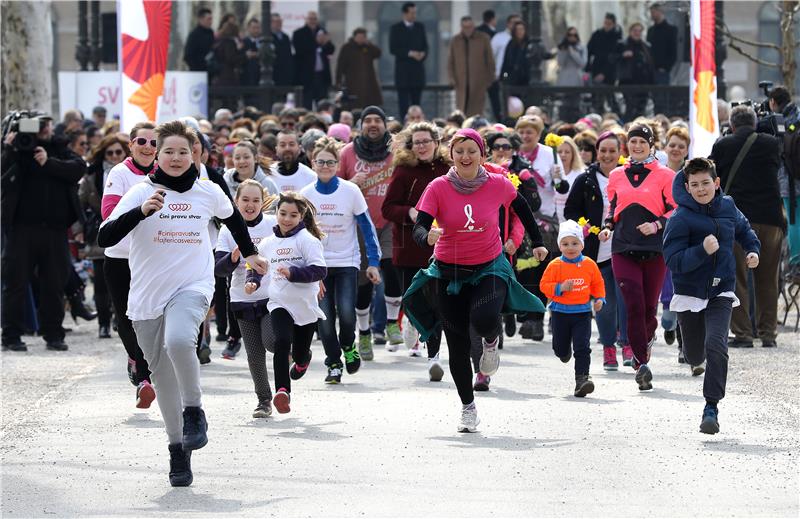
[360,105,387,125]
[627,124,655,147]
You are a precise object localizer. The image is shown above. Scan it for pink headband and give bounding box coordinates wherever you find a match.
[450,128,485,157]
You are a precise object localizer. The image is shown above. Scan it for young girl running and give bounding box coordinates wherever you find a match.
[98,120,265,487]
[244,192,327,414]
[101,121,158,408]
[405,128,548,432]
[299,137,381,384]
[215,179,277,418]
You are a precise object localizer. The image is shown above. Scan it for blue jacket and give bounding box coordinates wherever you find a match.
[663,170,760,300]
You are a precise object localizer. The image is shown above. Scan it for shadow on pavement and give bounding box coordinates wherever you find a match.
[428,434,575,451]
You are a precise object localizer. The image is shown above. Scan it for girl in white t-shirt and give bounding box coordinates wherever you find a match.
[98,120,266,488]
[215,179,277,418]
[244,192,327,414]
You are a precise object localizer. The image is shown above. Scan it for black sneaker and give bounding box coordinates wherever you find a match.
[197,343,212,364]
[664,329,676,345]
[98,325,111,339]
[761,339,777,348]
[290,351,312,380]
[531,320,545,342]
[574,375,595,397]
[635,364,653,391]
[503,314,517,337]
[699,404,720,434]
[559,354,571,363]
[678,347,686,364]
[182,406,208,451]
[2,341,27,352]
[519,320,534,339]
[46,340,69,351]
[325,363,343,384]
[729,338,754,348]
[342,344,361,374]
[168,443,193,487]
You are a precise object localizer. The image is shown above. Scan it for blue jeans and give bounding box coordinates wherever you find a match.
[318,267,359,366]
[596,261,628,347]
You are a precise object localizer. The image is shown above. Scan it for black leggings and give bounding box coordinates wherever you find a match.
[92,258,113,328]
[399,266,442,358]
[104,257,150,384]
[356,258,403,309]
[434,275,507,404]
[270,307,315,394]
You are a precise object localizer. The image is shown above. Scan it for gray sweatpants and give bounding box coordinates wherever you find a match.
[132,291,209,444]
[677,296,733,403]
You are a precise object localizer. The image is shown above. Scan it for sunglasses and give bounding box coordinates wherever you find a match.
[106,148,125,157]
[492,143,513,151]
[314,159,338,168]
[134,137,157,147]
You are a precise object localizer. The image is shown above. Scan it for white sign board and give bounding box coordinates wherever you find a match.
[272,0,319,35]
[58,71,208,124]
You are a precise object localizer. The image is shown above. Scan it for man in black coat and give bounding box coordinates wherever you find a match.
[389,2,428,119]
[1,116,86,351]
[241,18,263,86]
[647,3,678,113]
[709,105,784,348]
[183,8,214,72]
[586,13,621,113]
[292,11,335,110]
[271,13,294,87]
[476,10,496,38]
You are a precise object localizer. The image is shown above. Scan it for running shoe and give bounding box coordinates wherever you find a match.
[252,400,272,418]
[531,320,545,342]
[373,331,387,345]
[664,329,676,345]
[342,344,361,374]
[325,363,343,384]
[168,443,192,487]
[699,404,720,434]
[678,347,686,364]
[691,363,705,377]
[428,354,444,382]
[621,345,633,367]
[603,346,618,371]
[135,380,156,409]
[574,375,595,397]
[635,364,653,391]
[290,351,312,380]
[197,343,212,365]
[457,403,480,433]
[358,333,374,361]
[503,314,517,337]
[273,388,291,414]
[182,406,208,451]
[386,322,403,345]
[479,337,500,376]
[519,320,534,339]
[473,372,491,391]
[408,342,422,357]
[401,315,419,350]
[221,338,241,360]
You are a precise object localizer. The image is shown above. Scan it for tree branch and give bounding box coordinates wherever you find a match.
[726,39,780,68]
[716,21,781,50]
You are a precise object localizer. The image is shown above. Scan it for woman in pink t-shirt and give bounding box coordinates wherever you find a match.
[405,128,548,433]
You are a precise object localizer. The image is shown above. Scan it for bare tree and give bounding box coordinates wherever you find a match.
[717,0,799,96]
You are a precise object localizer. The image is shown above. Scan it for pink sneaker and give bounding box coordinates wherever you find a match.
[603,346,618,371]
[473,372,491,391]
[273,388,291,414]
[136,380,156,409]
[622,345,634,367]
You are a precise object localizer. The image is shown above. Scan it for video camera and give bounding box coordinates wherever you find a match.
[729,81,786,137]
[1,110,52,153]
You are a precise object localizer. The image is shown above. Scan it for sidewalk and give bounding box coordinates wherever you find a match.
[1,320,798,517]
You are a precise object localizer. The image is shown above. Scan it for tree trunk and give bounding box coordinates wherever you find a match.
[780,0,798,97]
[1,1,54,115]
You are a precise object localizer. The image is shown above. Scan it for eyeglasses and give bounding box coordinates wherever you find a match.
[106,148,125,157]
[492,143,513,151]
[412,139,434,147]
[134,137,157,147]
[314,159,338,168]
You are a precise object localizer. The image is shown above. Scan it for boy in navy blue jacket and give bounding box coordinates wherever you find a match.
[663,158,760,435]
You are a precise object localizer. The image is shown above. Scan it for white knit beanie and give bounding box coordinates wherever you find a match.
[557,219,584,246]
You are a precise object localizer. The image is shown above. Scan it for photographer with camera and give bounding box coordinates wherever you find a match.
[709,104,783,349]
[768,86,800,260]
[1,112,87,351]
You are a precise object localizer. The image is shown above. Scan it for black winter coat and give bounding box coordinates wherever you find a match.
[564,163,608,261]
[183,25,215,71]
[271,31,294,86]
[389,21,428,88]
[292,25,334,87]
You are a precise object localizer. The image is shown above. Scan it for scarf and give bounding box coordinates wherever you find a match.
[628,155,657,167]
[353,132,391,162]
[123,156,155,176]
[519,145,546,188]
[149,164,199,193]
[446,165,488,195]
[246,212,264,228]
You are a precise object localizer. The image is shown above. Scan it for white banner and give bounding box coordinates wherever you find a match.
[272,0,319,35]
[689,0,719,159]
[58,71,208,124]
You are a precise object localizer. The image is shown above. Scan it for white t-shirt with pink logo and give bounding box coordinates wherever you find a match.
[216,215,277,303]
[416,173,517,266]
[300,180,369,268]
[257,228,327,326]
[269,163,317,193]
[102,178,234,321]
[103,161,149,259]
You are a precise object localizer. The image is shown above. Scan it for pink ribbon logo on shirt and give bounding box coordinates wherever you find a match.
[464,204,475,230]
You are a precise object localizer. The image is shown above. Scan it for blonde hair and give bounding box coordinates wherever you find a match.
[515,115,544,133]
[276,192,325,240]
[311,136,342,160]
[557,136,585,172]
[666,126,691,146]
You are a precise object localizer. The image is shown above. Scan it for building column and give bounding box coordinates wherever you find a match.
[344,0,364,39]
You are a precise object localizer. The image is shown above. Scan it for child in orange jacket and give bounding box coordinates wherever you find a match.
[540,220,606,397]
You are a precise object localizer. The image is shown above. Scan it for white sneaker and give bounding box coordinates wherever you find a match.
[478,337,500,376]
[402,315,419,350]
[457,403,480,433]
[408,341,422,357]
[385,342,399,352]
[428,354,444,382]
